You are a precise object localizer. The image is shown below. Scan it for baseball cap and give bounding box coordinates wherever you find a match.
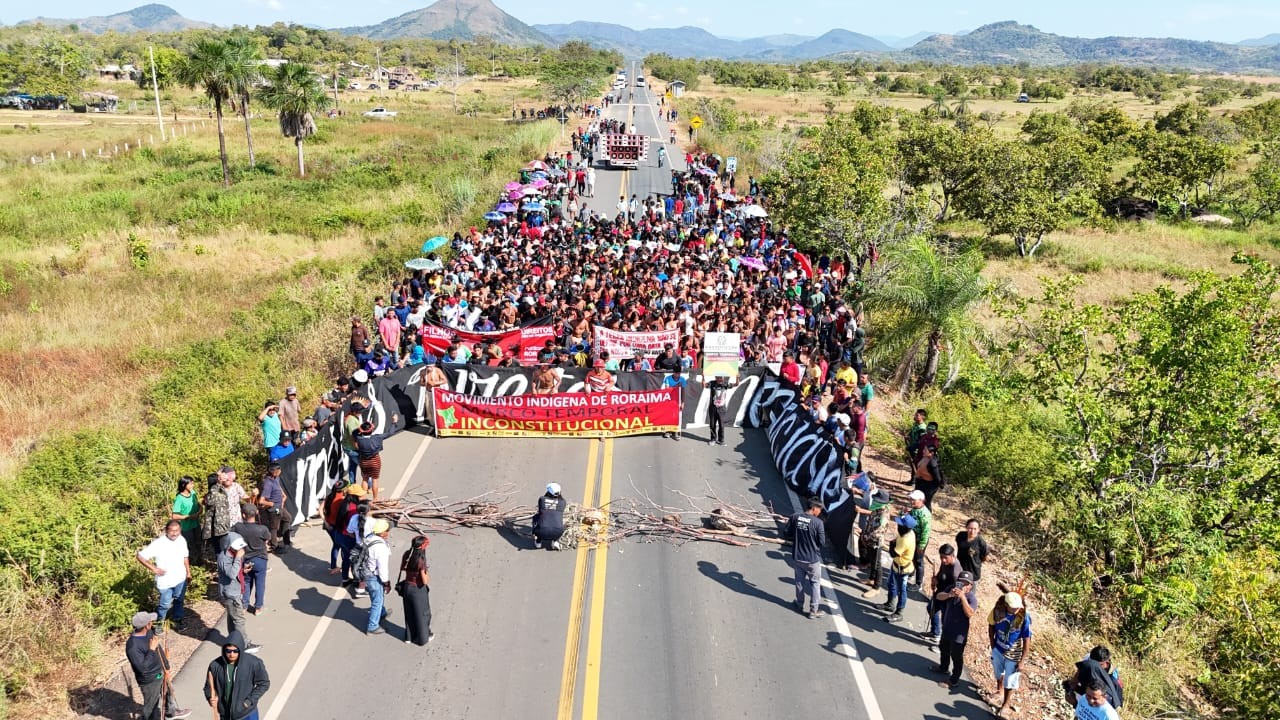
[956,571,975,586]
[369,518,391,535]
[285,386,297,395]
[546,482,561,496]
[908,490,926,502]
[229,536,248,551]
[131,611,158,630]
[1004,592,1024,610]
[896,514,918,530]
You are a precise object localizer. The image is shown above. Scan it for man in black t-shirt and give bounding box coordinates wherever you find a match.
[232,507,273,614]
[533,483,568,551]
[955,518,991,582]
[126,612,189,720]
[707,375,734,446]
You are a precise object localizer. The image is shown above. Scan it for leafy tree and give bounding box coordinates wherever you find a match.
[1130,128,1236,217]
[257,62,330,177]
[1154,100,1209,136]
[1222,144,1280,227]
[958,131,1108,257]
[178,38,239,186]
[1020,110,1075,144]
[896,117,995,221]
[997,257,1280,643]
[762,110,894,255]
[134,46,184,91]
[864,235,988,391]
[226,34,264,167]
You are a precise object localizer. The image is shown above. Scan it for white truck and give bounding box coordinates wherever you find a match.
[601,133,648,169]
[362,107,398,119]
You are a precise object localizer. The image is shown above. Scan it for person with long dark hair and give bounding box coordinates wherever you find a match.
[397,535,433,646]
[171,477,201,566]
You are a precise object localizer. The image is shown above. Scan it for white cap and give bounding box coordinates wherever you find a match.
[1004,592,1024,610]
[908,490,926,502]
[835,413,850,426]
[546,483,561,496]
[352,369,369,384]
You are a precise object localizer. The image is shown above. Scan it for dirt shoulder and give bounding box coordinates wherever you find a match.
[860,396,1080,720]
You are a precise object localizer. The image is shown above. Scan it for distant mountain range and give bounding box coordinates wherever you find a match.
[1239,34,1280,47]
[895,21,1280,70]
[340,0,551,46]
[533,21,889,59]
[18,3,212,32]
[13,2,1280,70]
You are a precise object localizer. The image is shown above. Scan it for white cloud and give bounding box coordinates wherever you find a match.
[675,6,688,15]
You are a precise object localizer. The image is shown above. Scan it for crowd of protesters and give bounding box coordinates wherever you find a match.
[124,85,1115,720]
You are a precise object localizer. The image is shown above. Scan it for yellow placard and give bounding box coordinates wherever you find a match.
[690,116,704,129]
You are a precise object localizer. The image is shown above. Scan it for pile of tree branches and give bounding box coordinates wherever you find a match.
[370,481,788,549]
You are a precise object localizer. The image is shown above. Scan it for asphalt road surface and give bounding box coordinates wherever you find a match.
[168,67,990,720]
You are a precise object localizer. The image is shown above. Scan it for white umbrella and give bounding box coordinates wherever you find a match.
[739,204,768,218]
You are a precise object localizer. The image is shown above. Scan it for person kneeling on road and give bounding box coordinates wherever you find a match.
[533,483,567,551]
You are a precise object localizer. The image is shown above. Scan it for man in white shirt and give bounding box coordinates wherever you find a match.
[136,520,191,632]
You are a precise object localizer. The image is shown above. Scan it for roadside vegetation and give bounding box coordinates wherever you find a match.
[654,59,1280,719]
[0,25,615,718]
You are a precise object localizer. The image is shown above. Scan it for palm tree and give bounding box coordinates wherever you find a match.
[178,39,238,186]
[226,34,264,168]
[258,62,331,177]
[926,90,951,119]
[863,235,988,392]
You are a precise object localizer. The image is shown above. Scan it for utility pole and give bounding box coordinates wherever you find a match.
[149,46,165,140]
[332,62,340,109]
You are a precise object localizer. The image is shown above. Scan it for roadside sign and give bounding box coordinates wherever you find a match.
[726,156,738,173]
[665,90,672,99]
[690,116,704,130]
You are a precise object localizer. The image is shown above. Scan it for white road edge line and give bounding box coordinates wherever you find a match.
[262,433,433,720]
[782,485,885,720]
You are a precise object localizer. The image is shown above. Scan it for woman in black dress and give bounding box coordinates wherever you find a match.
[398,535,433,646]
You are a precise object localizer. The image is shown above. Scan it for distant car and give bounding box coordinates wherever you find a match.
[367,83,380,90]
[348,81,362,90]
[1016,93,1030,103]
[636,76,646,87]
[362,107,398,119]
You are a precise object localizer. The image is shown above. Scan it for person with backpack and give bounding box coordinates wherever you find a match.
[334,484,366,587]
[358,518,393,636]
[532,483,568,551]
[345,497,373,597]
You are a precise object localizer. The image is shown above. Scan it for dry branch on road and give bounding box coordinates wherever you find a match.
[370,481,790,549]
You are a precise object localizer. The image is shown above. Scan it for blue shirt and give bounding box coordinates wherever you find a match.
[407,345,426,365]
[261,414,281,449]
[991,611,1033,654]
[268,442,295,461]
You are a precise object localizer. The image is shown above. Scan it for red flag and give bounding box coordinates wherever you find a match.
[795,252,814,279]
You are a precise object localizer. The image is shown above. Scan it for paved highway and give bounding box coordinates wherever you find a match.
[168,66,989,720]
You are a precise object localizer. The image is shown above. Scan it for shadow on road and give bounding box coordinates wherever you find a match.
[696,559,794,612]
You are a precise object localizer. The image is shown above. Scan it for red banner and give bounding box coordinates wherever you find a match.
[432,387,681,438]
[419,324,555,365]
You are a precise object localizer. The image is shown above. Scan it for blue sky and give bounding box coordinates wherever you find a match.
[5,0,1279,43]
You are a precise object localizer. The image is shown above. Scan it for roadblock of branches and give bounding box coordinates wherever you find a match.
[370,481,789,549]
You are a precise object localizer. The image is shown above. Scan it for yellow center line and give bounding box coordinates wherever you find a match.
[581,438,614,720]
[557,439,600,720]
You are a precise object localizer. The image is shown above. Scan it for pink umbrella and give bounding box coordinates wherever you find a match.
[507,190,524,200]
[739,256,767,271]
[504,181,522,191]
[526,160,547,170]
[531,178,550,188]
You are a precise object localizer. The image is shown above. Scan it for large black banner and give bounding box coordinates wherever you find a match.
[754,374,857,554]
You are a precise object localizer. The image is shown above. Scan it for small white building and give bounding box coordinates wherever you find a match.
[668,80,687,98]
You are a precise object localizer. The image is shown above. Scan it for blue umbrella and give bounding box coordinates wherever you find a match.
[483,211,505,221]
[496,202,518,213]
[523,202,545,212]
[421,236,449,253]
